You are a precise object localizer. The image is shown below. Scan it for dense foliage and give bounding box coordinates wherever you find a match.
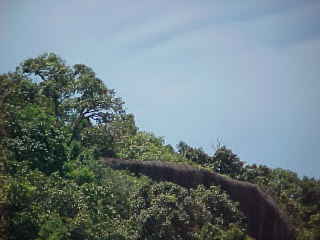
[0,53,319,240]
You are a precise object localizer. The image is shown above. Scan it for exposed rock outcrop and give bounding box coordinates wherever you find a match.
[102,158,295,240]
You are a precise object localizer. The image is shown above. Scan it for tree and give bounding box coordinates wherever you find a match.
[5,53,318,240]
[103,158,294,240]
[5,104,69,174]
[177,142,245,178]
[116,132,184,162]
[2,53,136,175]
[18,53,129,144]
[130,182,247,240]
[211,146,245,178]
[177,141,212,165]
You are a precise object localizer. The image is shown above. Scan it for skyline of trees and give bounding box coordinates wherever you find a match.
[0,53,319,240]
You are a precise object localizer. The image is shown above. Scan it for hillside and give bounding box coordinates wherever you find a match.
[1,54,319,240]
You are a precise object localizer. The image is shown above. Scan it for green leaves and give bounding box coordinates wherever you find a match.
[5,104,69,174]
[3,53,320,240]
[195,223,253,240]
[177,142,245,178]
[7,166,144,240]
[177,141,212,165]
[211,146,245,178]
[36,213,70,240]
[3,52,137,172]
[129,182,248,240]
[116,132,185,162]
[16,53,129,146]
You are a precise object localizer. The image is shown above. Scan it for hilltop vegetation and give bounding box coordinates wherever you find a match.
[1,53,319,240]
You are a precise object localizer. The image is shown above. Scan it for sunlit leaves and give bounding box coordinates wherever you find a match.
[3,53,320,240]
[5,104,69,174]
[116,132,185,162]
[16,53,129,145]
[130,182,248,240]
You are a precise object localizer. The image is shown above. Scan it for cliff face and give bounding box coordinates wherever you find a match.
[102,158,295,240]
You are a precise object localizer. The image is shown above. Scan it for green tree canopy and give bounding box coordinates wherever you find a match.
[16,53,130,142]
[2,53,319,240]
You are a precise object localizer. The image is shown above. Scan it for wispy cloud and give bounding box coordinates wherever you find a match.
[241,2,320,47]
[1,0,319,177]
[97,0,320,59]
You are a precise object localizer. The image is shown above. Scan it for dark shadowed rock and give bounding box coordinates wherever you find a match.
[102,158,295,240]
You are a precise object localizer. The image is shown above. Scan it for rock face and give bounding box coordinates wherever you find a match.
[102,158,295,240]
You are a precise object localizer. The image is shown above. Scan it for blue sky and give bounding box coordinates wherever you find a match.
[1,0,319,178]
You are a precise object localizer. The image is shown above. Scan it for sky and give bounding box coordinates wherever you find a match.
[1,0,319,178]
